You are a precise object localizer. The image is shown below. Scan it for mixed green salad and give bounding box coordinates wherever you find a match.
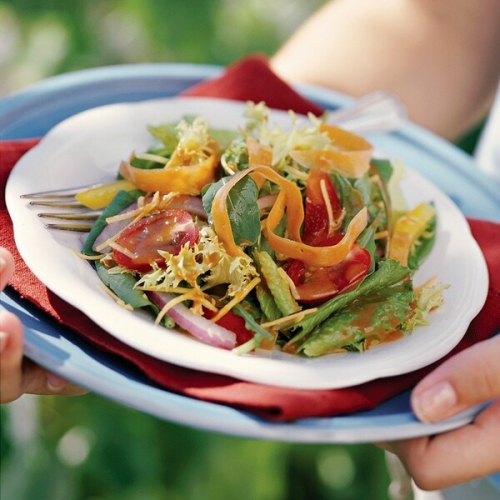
[79,102,446,357]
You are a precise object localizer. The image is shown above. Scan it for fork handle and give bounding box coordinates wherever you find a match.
[327,91,408,135]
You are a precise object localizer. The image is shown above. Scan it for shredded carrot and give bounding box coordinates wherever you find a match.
[246,135,273,167]
[211,164,368,267]
[119,139,220,195]
[211,165,303,257]
[290,124,373,178]
[267,205,368,267]
[210,277,261,322]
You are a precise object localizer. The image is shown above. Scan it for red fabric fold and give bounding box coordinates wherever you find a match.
[1,55,499,421]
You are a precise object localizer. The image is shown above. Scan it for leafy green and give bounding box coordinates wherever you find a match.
[404,280,448,330]
[407,215,437,271]
[220,136,249,173]
[387,160,409,224]
[371,158,393,184]
[255,283,282,322]
[130,145,171,170]
[285,259,411,349]
[301,281,415,356]
[147,122,181,153]
[256,251,299,317]
[231,303,274,355]
[357,218,378,273]
[148,119,238,158]
[209,129,240,151]
[333,175,365,231]
[202,174,261,248]
[82,189,159,316]
[95,262,154,310]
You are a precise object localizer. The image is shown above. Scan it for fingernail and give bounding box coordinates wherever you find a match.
[0,256,6,271]
[413,381,458,422]
[46,373,67,392]
[0,331,7,353]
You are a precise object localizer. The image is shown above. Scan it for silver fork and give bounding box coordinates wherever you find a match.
[325,90,407,135]
[21,184,103,232]
[21,91,407,232]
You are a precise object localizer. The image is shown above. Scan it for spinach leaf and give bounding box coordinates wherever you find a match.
[95,262,153,310]
[371,158,393,184]
[203,174,261,248]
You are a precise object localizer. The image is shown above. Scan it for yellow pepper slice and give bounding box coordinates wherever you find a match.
[388,202,436,266]
[119,139,220,195]
[75,179,137,210]
[289,123,373,178]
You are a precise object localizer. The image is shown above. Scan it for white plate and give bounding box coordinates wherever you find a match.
[6,96,489,390]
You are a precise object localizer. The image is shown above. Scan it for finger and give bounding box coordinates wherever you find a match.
[411,335,500,422]
[0,247,15,290]
[0,311,88,403]
[379,399,500,491]
[21,359,89,397]
[0,311,25,403]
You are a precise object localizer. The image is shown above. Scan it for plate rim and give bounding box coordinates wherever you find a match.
[6,94,489,390]
[1,289,488,443]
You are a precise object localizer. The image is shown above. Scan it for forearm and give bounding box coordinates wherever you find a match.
[271,0,500,140]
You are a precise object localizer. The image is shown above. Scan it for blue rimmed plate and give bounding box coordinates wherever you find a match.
[1,63,499,442]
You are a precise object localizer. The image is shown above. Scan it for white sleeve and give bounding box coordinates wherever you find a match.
[474,85,500,181]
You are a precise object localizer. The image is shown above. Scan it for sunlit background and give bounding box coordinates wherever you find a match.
[0,0,326,96]
[1,1,400,499]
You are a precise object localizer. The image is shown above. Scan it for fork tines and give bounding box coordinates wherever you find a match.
[20,184,97,200]
[40,222,97,232]
[21,185,101,232]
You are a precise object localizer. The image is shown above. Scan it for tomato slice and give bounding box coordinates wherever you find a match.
[113,209,199,272]
[284,170,370,303]
[303,169,342,245]
[203,309,254,346]
[286,235,371,304]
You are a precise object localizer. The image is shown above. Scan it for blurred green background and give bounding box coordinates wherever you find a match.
[0,0,328,96]
[1,1,398,499]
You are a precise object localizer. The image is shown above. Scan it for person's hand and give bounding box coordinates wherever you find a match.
[378,335,500,491]
[0,246,88,403]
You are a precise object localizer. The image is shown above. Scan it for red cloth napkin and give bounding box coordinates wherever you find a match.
[2,55,500,421]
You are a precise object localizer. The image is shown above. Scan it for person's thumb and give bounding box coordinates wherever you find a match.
[411,335,500,422]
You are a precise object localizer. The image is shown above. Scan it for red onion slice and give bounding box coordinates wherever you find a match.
[92,202,138,252]
[257,194,278,211]
[147,291,237,350]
